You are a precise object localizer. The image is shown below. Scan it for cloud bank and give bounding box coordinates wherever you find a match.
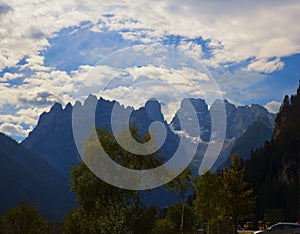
[0,0,299,139]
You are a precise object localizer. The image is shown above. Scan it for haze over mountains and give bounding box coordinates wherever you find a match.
[1,96,275,221]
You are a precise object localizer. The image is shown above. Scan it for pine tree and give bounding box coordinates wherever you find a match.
[222,153,255,232]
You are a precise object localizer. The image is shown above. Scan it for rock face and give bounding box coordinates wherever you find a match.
[171,98,274,141]
[216,101,275,168]
[0,133,76,222]
[225,102,274,139]
[171,98,210,140]
[21,96,275,178]
[171,99,275,169]
[21,102,80,179]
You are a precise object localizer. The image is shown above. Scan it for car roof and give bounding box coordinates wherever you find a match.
[271,222,300,227]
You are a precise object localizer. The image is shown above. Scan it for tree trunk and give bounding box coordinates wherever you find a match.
[180,202,185,234]
[180,191,185,234]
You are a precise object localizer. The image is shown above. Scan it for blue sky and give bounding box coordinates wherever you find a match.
[0,0,300,141]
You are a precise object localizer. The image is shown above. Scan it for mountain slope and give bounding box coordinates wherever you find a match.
[21,102,80,179]
[0,133,76,221]
[222,121,273,168]
[245,84,300,221]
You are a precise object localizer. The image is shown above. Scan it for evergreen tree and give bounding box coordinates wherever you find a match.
[245,83,300,221]
[223,153,255,232]
[194,154,255,234]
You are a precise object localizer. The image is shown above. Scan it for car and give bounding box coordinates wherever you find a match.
[254,222,300,234]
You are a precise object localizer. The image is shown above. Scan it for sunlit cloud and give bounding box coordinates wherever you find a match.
[0,0,299,139]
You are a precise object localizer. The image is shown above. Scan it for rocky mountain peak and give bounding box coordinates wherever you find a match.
[64,102,72,111]
[21,95,275,178]
[50,102,63,112]
[145,98,163,122]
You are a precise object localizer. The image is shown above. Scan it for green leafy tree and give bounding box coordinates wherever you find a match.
[64,160,153,234]
[166,202,195,233]
[166,167,192,234]
[194,171,227,234]
[151,218,177,234]
[2,201,48,234]
[64,127,161,234]
[48,223,63,234]
[126,207,158,234]
[222,153,256,232]
[63,206,127,234]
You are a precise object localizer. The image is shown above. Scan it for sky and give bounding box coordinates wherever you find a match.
[0,0,300,141]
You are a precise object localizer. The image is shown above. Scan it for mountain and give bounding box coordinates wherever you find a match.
[22,96,274,180]
[171,99,275,169]
[21,102,80,179]
[224,102,274,140]
[222,121,273,168]
[0,133,76,221]
[22,96,182,207]
[20,96,274,208]
[171,98,210,141]
[245,84,300,221]
[22,96,179,179]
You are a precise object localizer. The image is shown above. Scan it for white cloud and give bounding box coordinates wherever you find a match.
[82,67,222,122]
[99,84,183,123]
[75,65,120,87]
[212,68,268,103]
[126,65,209,84]
[178,41,203,59]
[0,123,31,137]
[0,83,20,107]
[0,113,36,126]
[21,55,50,71]
[18,91,62,106]
[247,58,284,73]
[129,0,300,67]
[1,1,300,71]
[20,69,77,105]
[2,72,23,81]
[71,44,224,117]
[264,100,281,114]
[1,0,299,141]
